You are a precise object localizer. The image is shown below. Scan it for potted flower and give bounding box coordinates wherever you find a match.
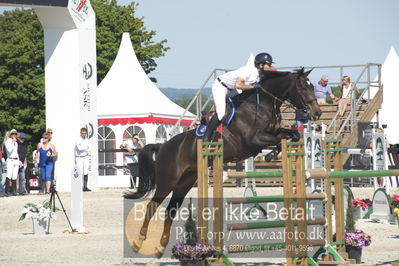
[171,198,217,266]
[19,200,57,235]
[393,208,399,228]
[352,198,372,220]
[391,194,399,226]
[172,241,217,266]
[345,195,372,263]
[345,230,372,263]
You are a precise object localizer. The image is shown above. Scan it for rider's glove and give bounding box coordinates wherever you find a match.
[251,82,261,89]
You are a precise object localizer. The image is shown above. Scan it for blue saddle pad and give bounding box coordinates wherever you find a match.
[224,97,235,127]
[195,124,207,137]
[196,97,236,138]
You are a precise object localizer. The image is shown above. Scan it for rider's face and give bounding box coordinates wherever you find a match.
[261,63,272,71]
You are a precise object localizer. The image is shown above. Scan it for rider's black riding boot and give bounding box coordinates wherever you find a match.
[203,115,221,142]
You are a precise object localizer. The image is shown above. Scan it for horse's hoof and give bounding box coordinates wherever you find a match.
[264,153,273,162]
[132,235,146,252]
[155,245,165,258]
[132,240,142,252]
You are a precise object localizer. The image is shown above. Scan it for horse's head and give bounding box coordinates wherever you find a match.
[288,68,322,121]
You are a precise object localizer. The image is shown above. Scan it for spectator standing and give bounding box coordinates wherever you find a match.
[5,129,19,196]
[17,132,28,195]
[75,127,91,192]
[338,76,361,117]
[313,75,336,104]
[120,134,144,189]
[35,132,57,194]
[0,136,4,194]
[1,133,9,195]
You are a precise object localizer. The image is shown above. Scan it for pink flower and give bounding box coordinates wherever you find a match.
[352,198,372,210]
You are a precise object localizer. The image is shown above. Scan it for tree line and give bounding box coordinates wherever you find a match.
[0,0,169,153]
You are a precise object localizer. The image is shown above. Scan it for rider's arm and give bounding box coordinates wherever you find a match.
[235,77,255,90]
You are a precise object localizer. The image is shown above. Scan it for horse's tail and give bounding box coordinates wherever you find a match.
[123,143,162,199]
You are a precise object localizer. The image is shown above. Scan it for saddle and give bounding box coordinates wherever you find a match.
[195,98,236,137]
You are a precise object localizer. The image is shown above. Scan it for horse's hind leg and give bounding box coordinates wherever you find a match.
[155,171,197,257]
[132,190,171,252]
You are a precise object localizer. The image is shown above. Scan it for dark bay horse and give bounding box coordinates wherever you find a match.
[124,68,321,256]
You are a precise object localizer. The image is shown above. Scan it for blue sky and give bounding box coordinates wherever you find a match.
[2,1,398,88]
[126,0,399,88]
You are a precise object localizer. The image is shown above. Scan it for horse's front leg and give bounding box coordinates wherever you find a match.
[251,133,280,148]
[277,127,301,142]
[263,128,301,161]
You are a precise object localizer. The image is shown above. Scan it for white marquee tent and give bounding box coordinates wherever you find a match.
[97,33,195,187]
[372,46,399,144]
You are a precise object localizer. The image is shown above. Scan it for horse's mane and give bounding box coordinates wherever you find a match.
[235,70,292,101]
[259,70,291,81]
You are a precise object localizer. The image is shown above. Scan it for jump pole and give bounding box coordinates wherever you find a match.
[197,139,230,265]
[281,139,310,266]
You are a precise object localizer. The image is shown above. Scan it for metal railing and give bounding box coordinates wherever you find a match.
[169,68,230,136]
[170,63,381,138]
[321,63,381,138]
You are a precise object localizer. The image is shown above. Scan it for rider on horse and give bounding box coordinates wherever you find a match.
[203,53,276,141]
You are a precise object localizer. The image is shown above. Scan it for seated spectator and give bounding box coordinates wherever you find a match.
[338,76,361,117]
[313,75,336,104]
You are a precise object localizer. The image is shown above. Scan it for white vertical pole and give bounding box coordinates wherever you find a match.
[71,166,85,232]
[372,127,378,191]
[244,157,255,195]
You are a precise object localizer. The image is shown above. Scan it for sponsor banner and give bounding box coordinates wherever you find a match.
[373,132,387,170]
[68,0,93,25]
[312,135,323,169]
[78,24,98,188]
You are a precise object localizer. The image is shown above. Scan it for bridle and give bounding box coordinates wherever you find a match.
[257,73,316,114]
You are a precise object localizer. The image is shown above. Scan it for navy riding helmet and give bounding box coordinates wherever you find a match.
[254,53,274,67]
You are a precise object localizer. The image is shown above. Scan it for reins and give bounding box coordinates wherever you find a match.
[232,73,315,126]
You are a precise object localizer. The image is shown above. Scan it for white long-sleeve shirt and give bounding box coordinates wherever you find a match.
[5,138,19,159]
[75,136,91,157]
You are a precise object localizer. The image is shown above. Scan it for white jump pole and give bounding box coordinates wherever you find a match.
[244,157,255,196]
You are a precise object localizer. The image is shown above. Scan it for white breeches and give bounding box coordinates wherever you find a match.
[76,156,90,176]
[212,80,228,120]
[7,159,19,180]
